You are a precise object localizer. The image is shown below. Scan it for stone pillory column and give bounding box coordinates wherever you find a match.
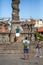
[12,0,20,21]
[10,0,20,43]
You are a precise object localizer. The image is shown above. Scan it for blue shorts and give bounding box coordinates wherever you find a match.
[24,48,29,53]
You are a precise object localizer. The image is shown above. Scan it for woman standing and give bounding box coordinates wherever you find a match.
[35,39,42,58]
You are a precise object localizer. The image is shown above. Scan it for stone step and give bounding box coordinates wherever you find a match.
[0,42,23,54]
[0,41,39,54]
[0,44,23,49]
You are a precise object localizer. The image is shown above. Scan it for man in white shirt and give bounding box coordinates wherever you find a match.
[23,37,30,60]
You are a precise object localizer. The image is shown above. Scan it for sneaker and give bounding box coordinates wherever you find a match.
[39,56,42,58]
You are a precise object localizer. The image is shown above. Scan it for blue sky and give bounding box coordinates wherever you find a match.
[0,0,12,19]
[0,0,43,19]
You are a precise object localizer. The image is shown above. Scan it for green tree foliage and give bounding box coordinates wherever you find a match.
[34,32,43,41]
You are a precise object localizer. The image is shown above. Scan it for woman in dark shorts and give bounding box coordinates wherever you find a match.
[35,39,42,58]
[23,37,30,60]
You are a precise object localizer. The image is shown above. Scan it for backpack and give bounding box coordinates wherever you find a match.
[23,41,28,48]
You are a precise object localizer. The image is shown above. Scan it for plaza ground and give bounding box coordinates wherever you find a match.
[0,52,43,65]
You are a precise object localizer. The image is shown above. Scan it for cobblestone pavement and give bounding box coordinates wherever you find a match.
[0,53,43,65]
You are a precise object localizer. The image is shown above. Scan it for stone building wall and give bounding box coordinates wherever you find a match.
[0,34,9,43]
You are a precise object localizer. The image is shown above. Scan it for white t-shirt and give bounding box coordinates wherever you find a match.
[23,40,30,48]
[16,33,20,37]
